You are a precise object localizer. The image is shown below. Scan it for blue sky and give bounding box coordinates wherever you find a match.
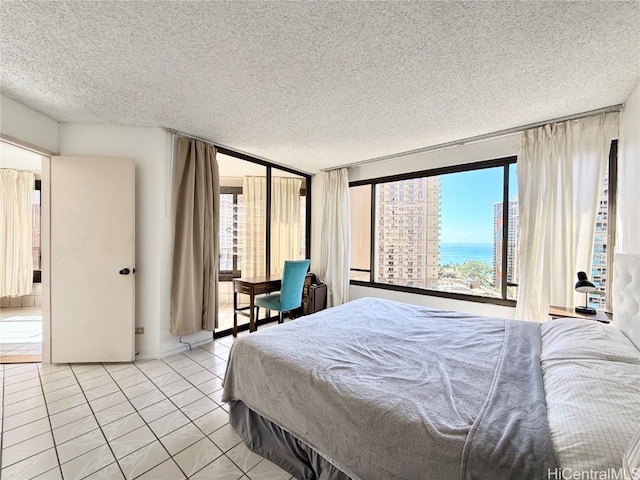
[439,165,518,244]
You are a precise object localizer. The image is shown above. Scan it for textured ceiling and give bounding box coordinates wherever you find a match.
[1,1,639,173]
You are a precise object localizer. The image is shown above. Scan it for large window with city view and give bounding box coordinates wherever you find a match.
[349,158,518,302]
[363,159,518,301]
[350,145,617,307]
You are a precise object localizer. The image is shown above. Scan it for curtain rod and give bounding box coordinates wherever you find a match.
[324,104,623,172]
[165,128,314,176]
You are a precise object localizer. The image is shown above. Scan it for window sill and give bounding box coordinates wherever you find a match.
[349,280,517,307]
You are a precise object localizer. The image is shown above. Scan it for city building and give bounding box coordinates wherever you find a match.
[375,177,440,289]
[493,197,519,289]
[591,172,609,308]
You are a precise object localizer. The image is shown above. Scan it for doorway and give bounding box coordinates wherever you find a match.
[0,141,46,363]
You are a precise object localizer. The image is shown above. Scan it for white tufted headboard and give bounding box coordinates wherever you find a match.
[613,253,640,350]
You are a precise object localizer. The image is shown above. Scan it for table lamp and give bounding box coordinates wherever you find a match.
[575,271,597,315]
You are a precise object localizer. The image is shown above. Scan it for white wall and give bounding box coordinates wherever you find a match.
[0,94,59,153]
[58,124,212,358]
[348,133,520,182]
[0,141,43,172]
[346,133,521,318]
[618,80,640,255]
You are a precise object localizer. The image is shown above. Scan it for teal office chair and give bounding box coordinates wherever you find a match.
[255,259,310,324]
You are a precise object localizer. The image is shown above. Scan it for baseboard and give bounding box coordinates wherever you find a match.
[145,316,283,360]
[155,336,218,359]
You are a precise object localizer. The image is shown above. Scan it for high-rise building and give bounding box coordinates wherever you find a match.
[493,197,519,288]
[591,173,609,308]
[219,193,235,271]
[375,177,440,289]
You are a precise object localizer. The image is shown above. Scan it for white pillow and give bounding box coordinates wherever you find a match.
[541,318,640,364]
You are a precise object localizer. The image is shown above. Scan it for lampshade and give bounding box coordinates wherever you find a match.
[575,271,597,293]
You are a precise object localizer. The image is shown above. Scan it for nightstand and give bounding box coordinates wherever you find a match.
[549,305,612,323]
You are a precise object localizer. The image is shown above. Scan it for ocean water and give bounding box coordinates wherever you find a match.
[439,243,494,266]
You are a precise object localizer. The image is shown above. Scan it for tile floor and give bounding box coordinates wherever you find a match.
[0,329,295,480]
[217,303,271,333]
[216,304,237,333]
[0,307,43,359]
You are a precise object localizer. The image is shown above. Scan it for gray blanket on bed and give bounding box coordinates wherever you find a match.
[222,297,557,479]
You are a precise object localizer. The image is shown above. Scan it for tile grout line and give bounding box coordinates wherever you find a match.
[99,360,192,480]
[0,367,51,473]
[74,347,230,478]
[68,364,128,480]
[135,348,241,477]
[2,338,248,480]
[190,342,277,479]
[0,357,216,474]
[159,346,251,477]
[3,369,101,438]
[138,353,225,474]
[35,364,64,480]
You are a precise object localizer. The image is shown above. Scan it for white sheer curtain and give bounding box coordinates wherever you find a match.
[618,82,640,255]
[516,113,618,322]
[1,168,35,297]
[242,176,266,277]
[271,177,302,275]
[319,168,350,307]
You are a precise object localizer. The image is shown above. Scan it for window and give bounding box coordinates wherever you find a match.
[216,152,311,333]
[350,142,618,307]
[299,194,307,260]
[219,187,242,280]
[350,157,517,305]
[217,153,311,281]
[349,185,371,281]
[33,180,41,283]
[588,140,618,311]
[270,169,308,275]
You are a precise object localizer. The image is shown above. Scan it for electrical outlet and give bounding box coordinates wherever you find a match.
[135,327,144,334]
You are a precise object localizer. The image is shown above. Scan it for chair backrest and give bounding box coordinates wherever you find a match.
[280,259,311,311]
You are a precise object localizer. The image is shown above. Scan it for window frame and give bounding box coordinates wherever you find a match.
[349,156,518,307]
[215,147,312,278]
[219,186,243,282]
[603,139,618,311]
[33,179,41,284]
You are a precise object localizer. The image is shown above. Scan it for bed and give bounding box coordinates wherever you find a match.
[222,254,640,479]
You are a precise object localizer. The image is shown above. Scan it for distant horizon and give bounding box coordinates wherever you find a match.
[439,242,494,266]
[440,165,518,244]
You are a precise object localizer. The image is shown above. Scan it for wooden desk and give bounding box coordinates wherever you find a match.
[549,305,612,323]
[232,275,281,337]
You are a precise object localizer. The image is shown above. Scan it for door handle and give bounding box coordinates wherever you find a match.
[119,268,131,275]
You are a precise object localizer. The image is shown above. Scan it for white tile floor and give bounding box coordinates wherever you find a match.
[217,303,272,333]
[0,307,43,358]
[0,331,295,480]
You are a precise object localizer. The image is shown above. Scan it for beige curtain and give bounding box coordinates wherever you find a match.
[271,177,303,274]
[0,168,35,297]
[170,137,219,335]
[242,176,266,277]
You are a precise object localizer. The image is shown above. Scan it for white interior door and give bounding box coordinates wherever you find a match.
[51,156,135,363]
